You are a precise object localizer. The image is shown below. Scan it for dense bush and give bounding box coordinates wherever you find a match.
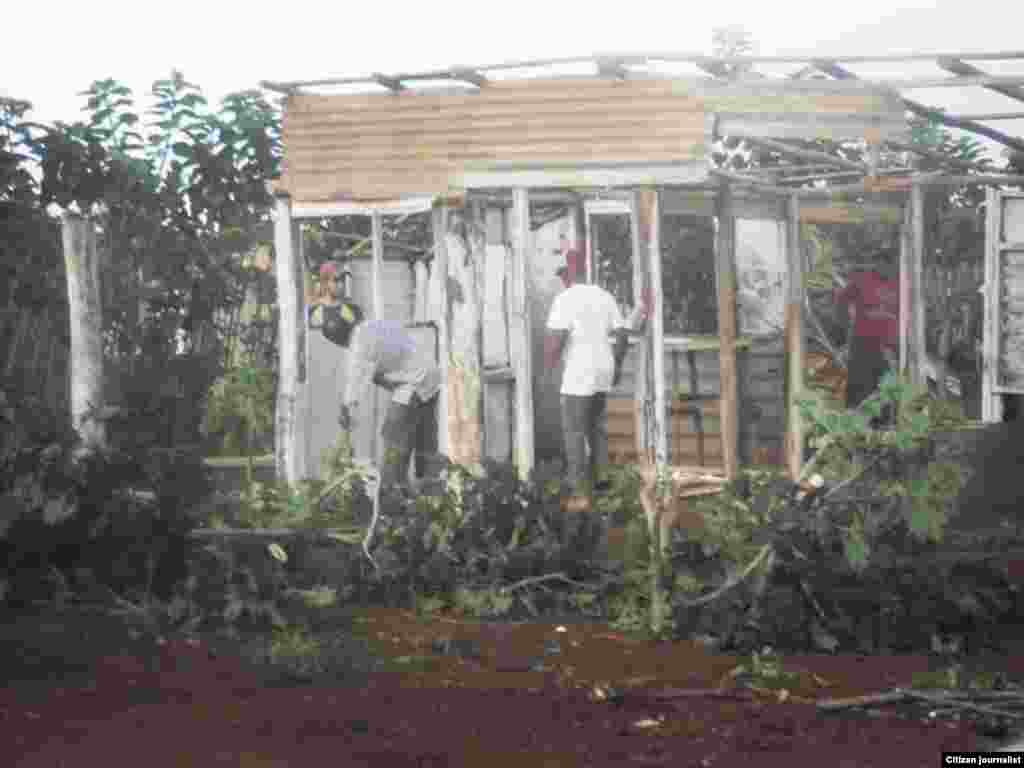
[0,387,211,608]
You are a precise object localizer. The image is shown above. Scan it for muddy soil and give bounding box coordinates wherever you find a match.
[4,602,1017,767]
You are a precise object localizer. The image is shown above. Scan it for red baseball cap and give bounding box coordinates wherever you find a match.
[555,248,585,278]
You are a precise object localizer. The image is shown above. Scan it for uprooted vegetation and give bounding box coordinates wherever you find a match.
[2,372,1022,674]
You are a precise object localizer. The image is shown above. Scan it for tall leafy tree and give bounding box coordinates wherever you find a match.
[5,73,283,447]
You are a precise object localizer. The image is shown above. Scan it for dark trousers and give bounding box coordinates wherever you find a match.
[561,393,609,495]
[380,393,439,488]
[847,334,892,409]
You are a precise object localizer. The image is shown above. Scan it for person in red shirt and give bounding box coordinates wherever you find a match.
[835,248,900,408]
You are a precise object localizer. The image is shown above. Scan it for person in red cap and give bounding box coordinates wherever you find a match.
[545,246,650,509]
[835,247,900,409]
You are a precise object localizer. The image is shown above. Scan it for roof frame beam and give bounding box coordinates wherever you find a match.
[595,57,629,79]
[811,59,1024,155]
[937,57,1024,105]
[737,134,870,172]
[371,73,406,92]
[946,112,1024,121]
[450,68,488,87]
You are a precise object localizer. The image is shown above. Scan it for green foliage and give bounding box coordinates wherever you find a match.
[203,364,275,457]
[592,465,644,525]
[271,624,321,660]
[729,647,802,691]
[452,586,514,618]
[232,434,369,532]
[796,371,967,562]
[0,388,210,607]
[695,467,787,564]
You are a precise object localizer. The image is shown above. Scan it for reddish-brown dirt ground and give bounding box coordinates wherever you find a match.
[3,607,1010,767]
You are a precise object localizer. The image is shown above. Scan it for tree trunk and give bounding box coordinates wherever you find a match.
[62,214,106,452]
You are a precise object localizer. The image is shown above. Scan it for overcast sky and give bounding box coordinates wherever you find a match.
[5,0,1024,157]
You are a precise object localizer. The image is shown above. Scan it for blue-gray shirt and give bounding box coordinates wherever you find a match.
[342,319,440,408]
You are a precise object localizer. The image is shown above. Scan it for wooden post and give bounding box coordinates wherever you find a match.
[899,199,911,376]
[61,213,106,453]
[908,184,927,390]
[370,211,384,461]
[510,188,535,478]
[432,204,451,458]
[483,205,513,463]
[441,207,483,467]
[370,213,384,319]
[784,195,805,481]
[637,188,667,466]
[273,194,308,485]
[630,191,651,463]
[981,186,1002,422]
[715,181,741,480]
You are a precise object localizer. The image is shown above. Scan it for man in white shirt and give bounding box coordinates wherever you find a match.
[310,263,440,494]
[545,247,649,505]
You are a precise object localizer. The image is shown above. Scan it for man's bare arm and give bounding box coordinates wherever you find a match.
[545,330,569,370]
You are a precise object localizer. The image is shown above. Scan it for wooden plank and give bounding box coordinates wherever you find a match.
[510,188,535,478]
[483,208,510,367]
[286,110,707,140]
[432,205,451,456]
[899,198,911,378]
[271,196,308,484]
[285,139,709,166]
[715,180,740,480]
[446,208,483,467]
[369,212,385,463]
[784,195,804,481]
[483,206,512,464]
[61,214,106,454]
[984,187,1004,422]
[637,188,668,466]
[630,190,651,463]
[908,184,927,390]
[799,203,904,225]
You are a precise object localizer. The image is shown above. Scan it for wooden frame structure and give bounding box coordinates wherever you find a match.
[264,51,1024,487]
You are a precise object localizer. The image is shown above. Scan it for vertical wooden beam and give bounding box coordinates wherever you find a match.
[432,205,451,458]
[908,183,927,390]
[370,212,384,319]
[630,191,651,463]
[370,211,385,462]
[272,194,307,484]
[510,188,535,478]
[899,199,911,376]
[637,188,667,466]
[715,180,740,480]
[784,195,805,481]
[61,213,106,453]
[483,206,513,463]
[982,186,1003,422]
[416,260,431,322]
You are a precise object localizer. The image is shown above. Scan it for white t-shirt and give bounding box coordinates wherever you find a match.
[546,283,625,396]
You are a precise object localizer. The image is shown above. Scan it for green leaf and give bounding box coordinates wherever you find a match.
[843,532,869,570]
[862,398,882,418]
[267,542,288,563]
